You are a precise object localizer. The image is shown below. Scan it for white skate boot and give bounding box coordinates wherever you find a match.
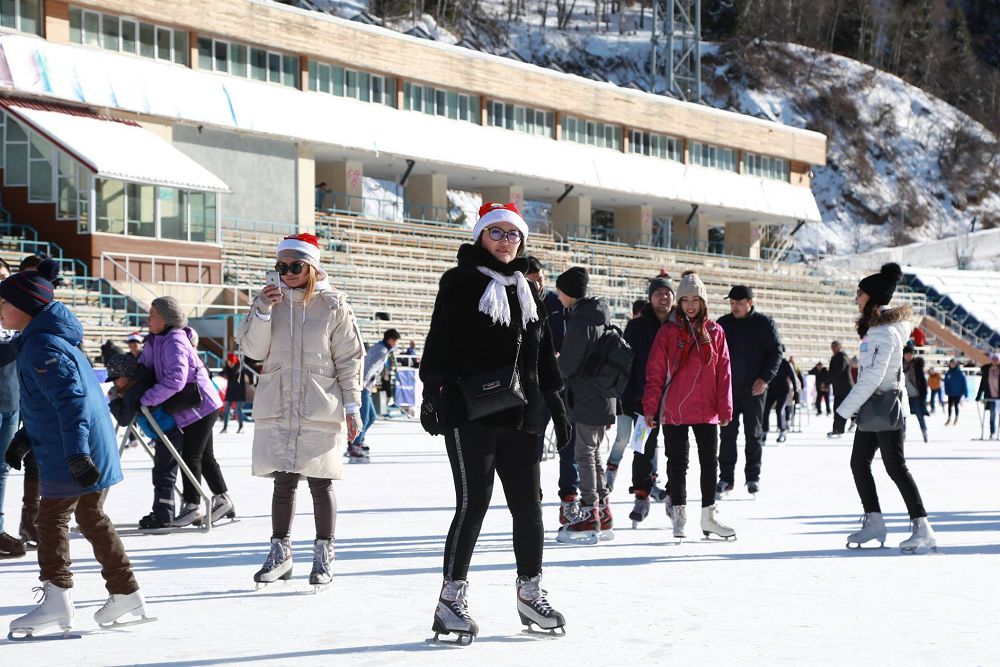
[309,539,334,592]
[8,581,75,640]
[701,505,736,540]
[431,579,478,645]
[899,517,938,554]
[516,574,565,636]
[94,590,155,628]
[629,491,650,528]
[253,537,293,588]
[846,512,886,548]
[671,505,687,539]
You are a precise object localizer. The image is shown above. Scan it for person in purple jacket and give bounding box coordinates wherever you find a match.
[139,296,233,527]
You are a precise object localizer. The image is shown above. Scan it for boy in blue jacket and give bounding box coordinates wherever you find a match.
[0,263,151,638]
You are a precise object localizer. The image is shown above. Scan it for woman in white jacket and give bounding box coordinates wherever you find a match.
[836,263,936,553]
[237,233,364,588]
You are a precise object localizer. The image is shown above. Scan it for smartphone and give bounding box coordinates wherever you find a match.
[265,270,281,289]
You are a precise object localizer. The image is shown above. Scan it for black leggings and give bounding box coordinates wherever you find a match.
[442,426,542,581]
[850,427,927,519]
[947,397,961,419]
[271,472,336,540]
[664,424,719,508]
[179,411,227,504]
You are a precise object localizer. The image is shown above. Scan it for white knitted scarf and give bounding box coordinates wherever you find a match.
[476,267,538,328]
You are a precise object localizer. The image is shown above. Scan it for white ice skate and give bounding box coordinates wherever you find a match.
[899,517,938,554]
[8,581,77,640]
[701,505,736,540]
[94,590,156,628]
[430,579,478,646]
[517,574,565,637]
[210,493,237,524]
[715,480,734,501]
[629,494,650,529]
[170,502,204,528]
[309,539,334,592]
[254,537,293,588]
[556,505,600,545]
[671,505,687,540]
[846,512,886,549]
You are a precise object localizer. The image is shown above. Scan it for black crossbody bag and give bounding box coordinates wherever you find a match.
[458,334,527,420]
[857,367,904,432]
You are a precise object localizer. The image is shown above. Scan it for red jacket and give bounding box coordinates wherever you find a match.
[642,314,733,425]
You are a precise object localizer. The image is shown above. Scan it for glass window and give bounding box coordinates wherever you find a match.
[317,62,330,93]
[18,0,39,35]
[69,6,82,42]
[188,192,217,243]
[121,20,137,54]
[282,56,299,88]
[173,30,189,66]
[158,187,186,240]
[331,66,344,95]
[156,27,172,61]
[250,48,267,81]
[28,134,53,202]
[358,73,370,102]
[126,183,155,237]
[372,76,384,105]
[102,14,120,51]
[231,43,247,77]
[82,11,100,46]
[267,52,281,83]
[213,39,228,73]
[0,0,14,29]
[197,37,212,71]
[96,178,125,234]
[139,23,155,58]
[57,153,78,220]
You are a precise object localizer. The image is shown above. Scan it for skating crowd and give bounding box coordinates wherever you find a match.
[0,203,995,643]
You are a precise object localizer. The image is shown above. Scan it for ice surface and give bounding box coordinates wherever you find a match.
[2,410,999,664]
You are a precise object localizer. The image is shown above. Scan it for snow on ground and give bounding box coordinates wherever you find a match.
[2,410,999,665]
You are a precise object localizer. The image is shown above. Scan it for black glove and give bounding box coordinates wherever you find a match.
[544,391,573,451]
[4,429,30,471]
[420,394,441,436]
[68,455,101,488]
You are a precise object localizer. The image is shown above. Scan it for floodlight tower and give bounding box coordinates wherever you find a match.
[650,0,702,102]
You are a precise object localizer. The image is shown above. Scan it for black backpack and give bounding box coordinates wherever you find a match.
[582,324,634,398]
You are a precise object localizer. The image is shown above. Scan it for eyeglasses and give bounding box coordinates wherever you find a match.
[275,261,307,276]
[485,227,523,244]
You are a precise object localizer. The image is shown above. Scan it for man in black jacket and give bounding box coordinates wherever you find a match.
[717,285,782,496]
[827,341,855,437]
[619,274,673,524]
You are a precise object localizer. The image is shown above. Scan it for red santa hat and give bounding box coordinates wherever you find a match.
[472,202,529,243]
[276,233,321,267]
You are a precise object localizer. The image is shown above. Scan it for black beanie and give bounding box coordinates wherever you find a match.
[858,262,902,306]
[0,259,59,317]
[647,274,673,299]
[556,266,588,299]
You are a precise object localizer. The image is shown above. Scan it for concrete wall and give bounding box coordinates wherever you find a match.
[172,125,298,229]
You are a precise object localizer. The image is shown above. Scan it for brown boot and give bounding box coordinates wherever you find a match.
[0,531,26,557]
[19,475,39,549]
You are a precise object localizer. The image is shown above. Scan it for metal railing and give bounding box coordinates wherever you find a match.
[0,222,90,277]
[100,252,221,287]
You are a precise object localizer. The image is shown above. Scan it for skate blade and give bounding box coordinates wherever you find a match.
[426,632,476,647]
[597,529,614,542]
[8,628,82,641]
[309,583,331,594]
[98,615,158,630]
[522,626,566,639]
[846,541,886,549]
[900,545,939,555]
[555,529,599,546]
[702,532,737,541]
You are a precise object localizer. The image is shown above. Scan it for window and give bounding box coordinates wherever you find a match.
[4,115,27,186]
[97,179,126,234]
[487,100,553,138]
[69,7,188,64]
[310,60,396,106]
[743,152,790,181]
[1,0,41,35]
[200,37,298,87]
[188,192,217,243]
[562,115,621,150]
[158,187,186,240]
[689,141,737,172]
[629,130,682,162]
[126,183,155,237]
[28,133,53,202]
[401,82,478,122]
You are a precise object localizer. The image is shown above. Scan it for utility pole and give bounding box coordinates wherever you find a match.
[650,0,701,102]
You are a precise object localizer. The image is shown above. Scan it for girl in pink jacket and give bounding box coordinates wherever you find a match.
[642,271,736,541]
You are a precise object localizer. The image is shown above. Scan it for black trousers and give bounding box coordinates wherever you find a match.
[815,390,830,415]
[664,424,718,508]
[271,472,336,541]
[151,428,183,522]
[443,426,542,581]
[946,396,960,419]
[719,390,765,485]
[630,416,663,494]
[763,391,790,433]
[179,411,227,504]
[850,427,927,519]
[831,391,849,434]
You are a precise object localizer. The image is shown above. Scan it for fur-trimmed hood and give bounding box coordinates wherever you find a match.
[870,304,913,327]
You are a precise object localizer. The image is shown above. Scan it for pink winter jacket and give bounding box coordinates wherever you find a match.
[641,315,734,425]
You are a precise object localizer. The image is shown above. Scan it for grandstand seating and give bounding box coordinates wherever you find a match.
[904,267,1000,353]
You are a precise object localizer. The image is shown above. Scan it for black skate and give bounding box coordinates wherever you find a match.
[429,579,478,646]
[516,574,565,637]
[254,537,293,589]
[309,539,333,593]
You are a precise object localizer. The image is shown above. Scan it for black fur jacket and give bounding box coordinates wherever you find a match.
[420,243,564,434]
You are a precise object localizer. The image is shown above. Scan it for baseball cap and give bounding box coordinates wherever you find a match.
[726,285,754,300]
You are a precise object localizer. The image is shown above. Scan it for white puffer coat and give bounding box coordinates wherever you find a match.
[836,306,913,422]
[237,281,363,479]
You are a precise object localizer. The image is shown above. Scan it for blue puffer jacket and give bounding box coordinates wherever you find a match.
[16,302,122,498]
[944,367,968,398]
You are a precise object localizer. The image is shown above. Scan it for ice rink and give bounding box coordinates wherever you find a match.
[2,407,999,665]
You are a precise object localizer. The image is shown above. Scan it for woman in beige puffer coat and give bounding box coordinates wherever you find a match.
[237,233,363,589]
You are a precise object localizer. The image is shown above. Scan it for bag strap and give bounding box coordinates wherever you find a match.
[512,331,523,369]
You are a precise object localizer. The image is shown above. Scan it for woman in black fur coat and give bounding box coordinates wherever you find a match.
[420,202,571,643]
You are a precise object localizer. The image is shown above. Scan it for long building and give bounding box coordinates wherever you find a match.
[0,0,826,281]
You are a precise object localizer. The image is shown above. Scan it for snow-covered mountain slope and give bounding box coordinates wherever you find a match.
[299,1,1000,257]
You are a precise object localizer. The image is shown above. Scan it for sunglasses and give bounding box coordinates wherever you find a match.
[275,261,307,276]
[485,227,523,244]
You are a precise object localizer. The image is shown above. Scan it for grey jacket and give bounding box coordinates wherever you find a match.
[0,328,19,413]
[558,296,615,426]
